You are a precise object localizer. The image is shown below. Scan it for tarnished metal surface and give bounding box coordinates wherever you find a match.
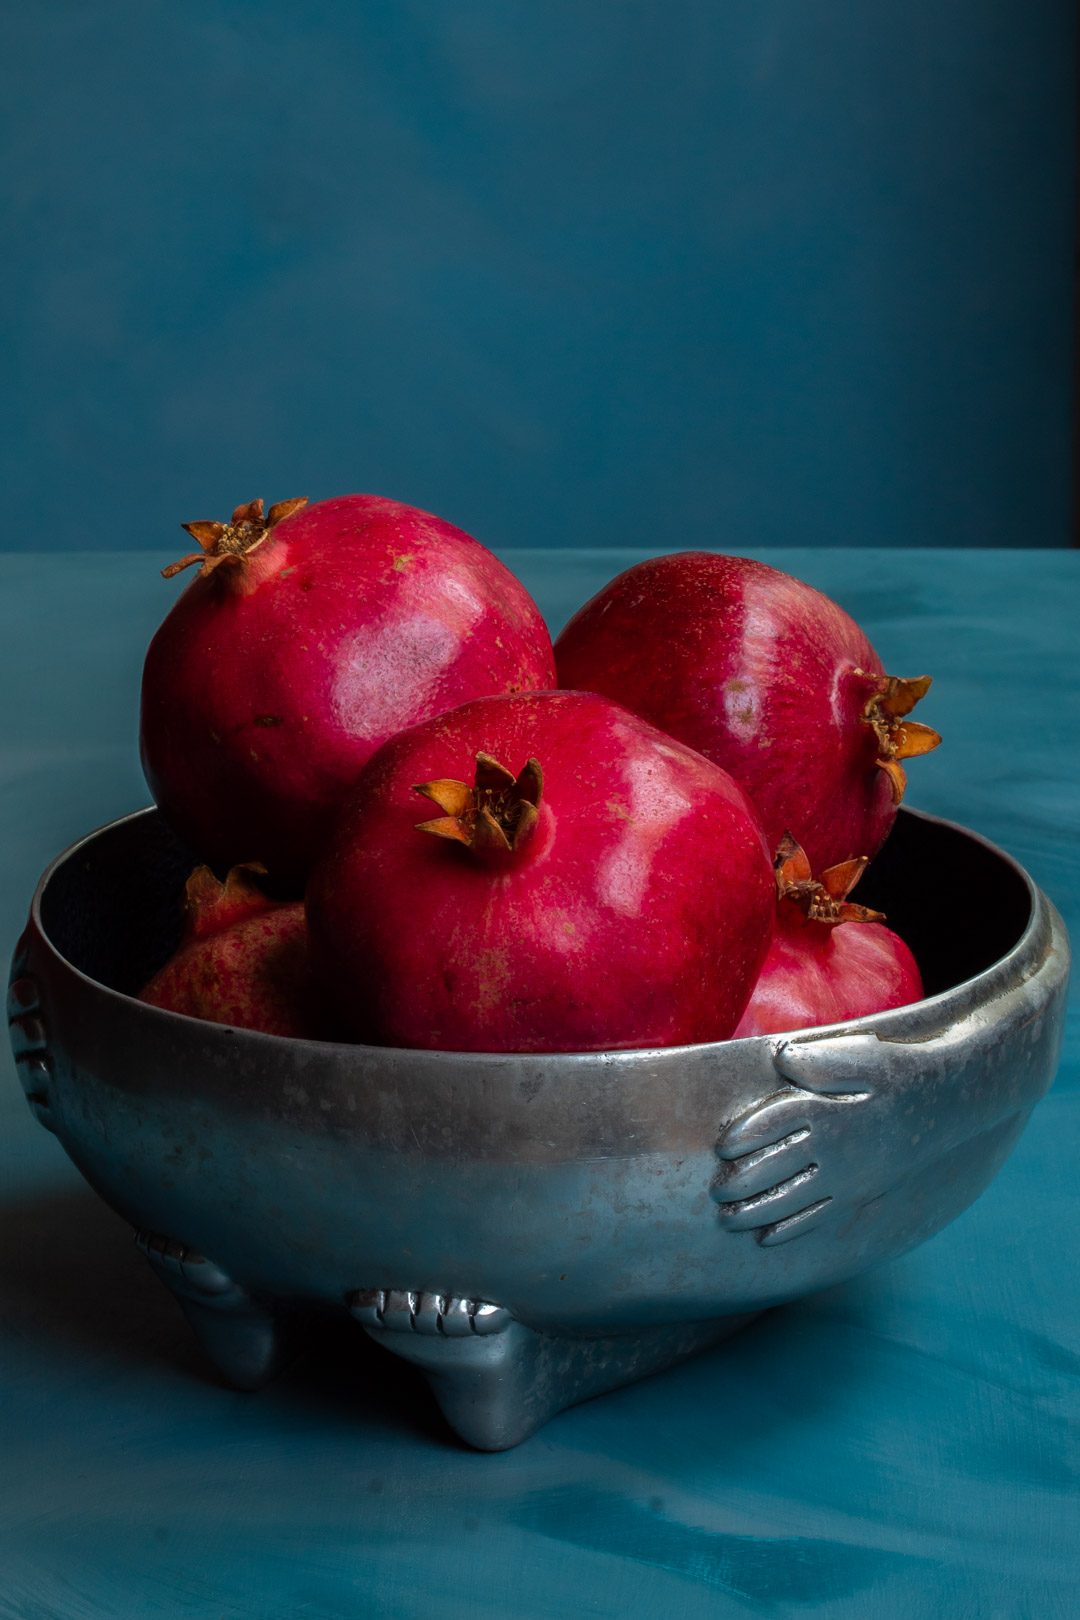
[7,806,1070,1448]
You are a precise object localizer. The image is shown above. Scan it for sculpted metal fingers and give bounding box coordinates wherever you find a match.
[8,936,54,1131]
[713,1033,877,1245]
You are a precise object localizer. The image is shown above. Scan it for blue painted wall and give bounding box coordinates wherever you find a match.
[2,1,1074,552]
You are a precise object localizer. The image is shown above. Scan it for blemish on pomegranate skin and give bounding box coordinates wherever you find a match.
[722,678,760,743]
[254,714,284,727]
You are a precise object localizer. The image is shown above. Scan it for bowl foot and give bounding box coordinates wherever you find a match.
[135,1229,299,1391]
[348,1289,759,1450]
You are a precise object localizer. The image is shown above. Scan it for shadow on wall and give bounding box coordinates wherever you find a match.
[2,1,1074,551]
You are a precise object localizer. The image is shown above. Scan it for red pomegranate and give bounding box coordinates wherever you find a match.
[141,495,556,885]
[555,553,940,872]
[306,690,775,1052]
[733,835,924,1038]
[139,864,321,1038]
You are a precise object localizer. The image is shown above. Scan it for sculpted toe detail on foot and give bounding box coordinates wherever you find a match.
[347,1288,512,1337]
[135,1229,298,1390]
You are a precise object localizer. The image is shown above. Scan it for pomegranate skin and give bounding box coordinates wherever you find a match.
[556,552,922,872]
[139,869,321,1038]
[733,915,924,1038]
[306,690,775,1053]
[141,495,556,885]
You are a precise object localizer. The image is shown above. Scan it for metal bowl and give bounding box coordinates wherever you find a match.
[8,806,1069,1449]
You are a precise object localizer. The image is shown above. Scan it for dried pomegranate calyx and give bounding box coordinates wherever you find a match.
[856,671,942,806]
[162,497,308,580]
[413,752,544,853]
[774,832,884,927]
[182,862,274,939]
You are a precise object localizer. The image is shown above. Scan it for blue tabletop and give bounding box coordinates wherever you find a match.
[2,548,1077,1618]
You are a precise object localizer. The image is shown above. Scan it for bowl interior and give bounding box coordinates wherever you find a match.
[854,810,1031,995]
[36,806,1033,1005]
[39,811,198,997]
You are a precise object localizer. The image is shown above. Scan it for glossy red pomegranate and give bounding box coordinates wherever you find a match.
[306,690,775,1052]
[555,553,940,872]
[139,864,321,1038]
[733,836,924,1038]
[141,495,556,885]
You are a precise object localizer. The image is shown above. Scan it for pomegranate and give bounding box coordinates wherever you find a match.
[733,835,924,1038]
[139,863,322,1038]
[306,690,775,1052]
[141,495,556,885]
[555,553,940,872]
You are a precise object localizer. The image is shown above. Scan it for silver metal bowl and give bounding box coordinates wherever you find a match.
[8,806,1069,1449]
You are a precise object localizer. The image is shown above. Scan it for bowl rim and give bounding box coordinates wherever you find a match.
[25,802,1050,1066]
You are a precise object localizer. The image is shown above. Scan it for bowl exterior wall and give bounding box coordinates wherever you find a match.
[8,811,1069,1333]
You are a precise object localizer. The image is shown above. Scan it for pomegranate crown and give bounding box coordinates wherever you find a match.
[182,862,275,940]
[163,497,308,580]
[774,833,884,927]
[413,752,543,855]
[858,672,941,805]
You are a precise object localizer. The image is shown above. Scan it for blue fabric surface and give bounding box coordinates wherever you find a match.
[1,2,1075,552]
[1,548,1077,1617]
